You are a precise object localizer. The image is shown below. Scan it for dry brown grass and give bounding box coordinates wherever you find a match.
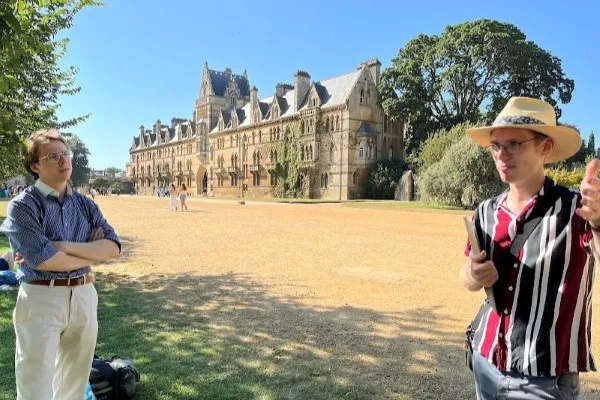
[91,195,600,399]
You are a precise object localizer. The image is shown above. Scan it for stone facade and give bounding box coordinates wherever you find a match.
[128,59,405,199]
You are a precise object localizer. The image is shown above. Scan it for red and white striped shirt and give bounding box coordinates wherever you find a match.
[465,178,596,376]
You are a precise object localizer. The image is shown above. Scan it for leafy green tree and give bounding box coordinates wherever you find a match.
[0,0,99,181]
[379,19,574,155]
[90,177,110,191]
[587,132,596,158]
[105,167,121,177]
[63,133,91,188]
[364,158,406,199]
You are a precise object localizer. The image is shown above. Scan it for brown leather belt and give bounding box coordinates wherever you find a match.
[28,274,95,287]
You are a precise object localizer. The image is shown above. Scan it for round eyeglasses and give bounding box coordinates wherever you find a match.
[38,150,72,164]
[488,138,540,155]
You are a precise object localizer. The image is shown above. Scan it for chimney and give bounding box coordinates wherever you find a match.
[139,125,144,136]
[249,86,258,122]
[156,119,162,135]
[361,58,381,85]
[294,71,310,112]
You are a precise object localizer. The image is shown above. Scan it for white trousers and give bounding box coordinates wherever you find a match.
[169,194,178,209]
[13,282,98,400]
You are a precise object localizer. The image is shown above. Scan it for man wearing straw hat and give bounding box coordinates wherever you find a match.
[461,97,598,399]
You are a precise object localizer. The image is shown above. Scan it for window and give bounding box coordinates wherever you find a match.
[336,116,340,130]
[366,89,371,105]
[353,171,358,185]
[360,89,364,104]
[230,94,235,107]
[359,146,364,158]
[329,143,334,162]
[321,173,329,189]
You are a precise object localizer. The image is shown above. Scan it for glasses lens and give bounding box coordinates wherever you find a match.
[506,142,520,154]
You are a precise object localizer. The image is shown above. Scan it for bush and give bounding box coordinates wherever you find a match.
[364,158,407,199]
[544,167,584,189]
[414,123,472,173]
[420,135,505,208]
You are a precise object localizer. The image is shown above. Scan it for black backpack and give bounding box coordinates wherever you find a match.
[89,355,140,400]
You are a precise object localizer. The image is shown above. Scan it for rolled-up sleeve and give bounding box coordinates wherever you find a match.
[87,199,121,253]
[0,200,58,269]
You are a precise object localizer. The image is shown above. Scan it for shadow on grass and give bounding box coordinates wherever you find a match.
[91,272,474,400]
[0,272,476,399]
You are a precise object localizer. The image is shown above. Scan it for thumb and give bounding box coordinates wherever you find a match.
[585,158,600,180]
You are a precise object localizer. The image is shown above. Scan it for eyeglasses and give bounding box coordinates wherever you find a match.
[38,150,72,164]
[488,138,541,155]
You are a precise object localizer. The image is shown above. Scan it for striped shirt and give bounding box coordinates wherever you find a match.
[0,180,121,284]
[465,177,596,377]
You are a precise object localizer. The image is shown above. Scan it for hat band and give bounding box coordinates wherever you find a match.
[493,115,547,127]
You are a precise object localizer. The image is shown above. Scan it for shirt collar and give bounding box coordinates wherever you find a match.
[34,179,72,198]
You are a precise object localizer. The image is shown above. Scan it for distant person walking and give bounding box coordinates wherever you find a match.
[179,184,188,211]
[168,184,178,211]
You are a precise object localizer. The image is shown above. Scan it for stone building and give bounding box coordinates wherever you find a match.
[128,59,405,199]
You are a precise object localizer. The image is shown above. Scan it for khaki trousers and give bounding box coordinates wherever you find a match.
[13,282,98,400]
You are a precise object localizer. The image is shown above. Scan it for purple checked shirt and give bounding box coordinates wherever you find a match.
[0,180,121,283]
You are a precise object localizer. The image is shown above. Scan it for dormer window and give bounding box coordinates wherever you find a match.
[230,94,236,107]
[360,89,365,104]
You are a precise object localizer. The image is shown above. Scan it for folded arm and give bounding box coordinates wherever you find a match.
[54,239,119,262]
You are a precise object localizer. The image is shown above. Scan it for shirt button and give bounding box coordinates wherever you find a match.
[513,263,519,268]
[504,309,509,315]
[508,286,514,292]
[498,333,504,339]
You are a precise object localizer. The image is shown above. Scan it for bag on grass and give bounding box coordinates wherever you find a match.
[89,355,140,400]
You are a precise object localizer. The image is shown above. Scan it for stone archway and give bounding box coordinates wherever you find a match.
[195,164,207,195]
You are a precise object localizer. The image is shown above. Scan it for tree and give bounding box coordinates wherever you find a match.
[364,158,406,199]
[63,133,91,188]
[90,177,110,191]
[0,0,99,181]
[413,122,471,173]
[105,167,120,177]
[587,132,596,158]
[379,19,574,155]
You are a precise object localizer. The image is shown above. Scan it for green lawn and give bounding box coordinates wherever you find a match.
[344,200,472,214]
[0,200,8,254]
[0,273,384,400]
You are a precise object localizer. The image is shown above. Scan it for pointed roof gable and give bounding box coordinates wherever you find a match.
[209,70,250,97]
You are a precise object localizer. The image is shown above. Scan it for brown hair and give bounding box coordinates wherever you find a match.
[181,183,187,190]
[23,129,68,178]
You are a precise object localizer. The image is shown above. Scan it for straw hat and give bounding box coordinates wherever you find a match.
[466,97,581,163]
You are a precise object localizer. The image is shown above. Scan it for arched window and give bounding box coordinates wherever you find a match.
[230,94,235,107]
[360,89,364,104]
[366,89,371,105]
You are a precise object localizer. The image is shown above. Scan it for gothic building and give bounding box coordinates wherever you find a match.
[127,59,405,199]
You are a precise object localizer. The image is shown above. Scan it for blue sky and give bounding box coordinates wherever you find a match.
[56,0,599,170]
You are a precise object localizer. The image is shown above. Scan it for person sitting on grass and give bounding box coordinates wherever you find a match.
[0,250,14,271]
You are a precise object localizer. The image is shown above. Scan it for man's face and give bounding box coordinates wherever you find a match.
[489,128,552,184]
[31,140,72,185]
